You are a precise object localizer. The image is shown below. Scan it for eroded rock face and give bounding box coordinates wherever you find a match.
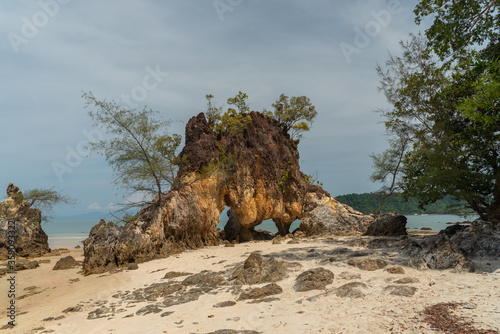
[0,183,50,260]
[83,112,375,274]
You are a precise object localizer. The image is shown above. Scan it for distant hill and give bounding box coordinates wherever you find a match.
[53,211,111,221]
[335,193,474,215]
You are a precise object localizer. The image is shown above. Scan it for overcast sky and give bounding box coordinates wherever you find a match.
[0,0,426,216]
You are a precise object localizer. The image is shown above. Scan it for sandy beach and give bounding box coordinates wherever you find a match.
[1,235,499,334]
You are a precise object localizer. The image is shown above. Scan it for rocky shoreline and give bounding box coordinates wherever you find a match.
[1,233,499,334]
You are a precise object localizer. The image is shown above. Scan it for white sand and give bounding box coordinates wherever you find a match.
[1,236,499,334]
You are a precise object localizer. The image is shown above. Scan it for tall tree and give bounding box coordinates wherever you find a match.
[376,34,500,220]
[83,91,181,207]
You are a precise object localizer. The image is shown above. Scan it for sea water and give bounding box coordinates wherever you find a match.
[45,214,478,249]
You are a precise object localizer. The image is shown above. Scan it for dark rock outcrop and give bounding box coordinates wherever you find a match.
[451,220,500,258]
[364,213,407,236]
[402,234,473,271]
[399,220,500,271]
[0,183,50,260]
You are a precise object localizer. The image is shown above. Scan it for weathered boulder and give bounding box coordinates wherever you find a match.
[0,183,50,260]
[238,283,283,300]
[15,259,40,271]
[294,267,334,292]
[364,213,407,236]
[53,255,80,270]
[346,257,388,271]
[336,282,369,298]
[299,192,375,236]
[439,224,468,237]
[228,252,301,285]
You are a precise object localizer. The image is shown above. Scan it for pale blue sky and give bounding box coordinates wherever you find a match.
[0,0,425,216]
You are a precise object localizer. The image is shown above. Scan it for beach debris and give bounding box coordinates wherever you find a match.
[421,302,499,333]
[53,255,80,270]
[294,267,334,292]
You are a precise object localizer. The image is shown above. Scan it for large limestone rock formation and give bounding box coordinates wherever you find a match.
[83,112,392,274]
[0,183,50,260]
[299,192,375,236]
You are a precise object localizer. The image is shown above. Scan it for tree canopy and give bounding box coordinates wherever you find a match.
[270,94,317,141]
[373,1,500,220]
[204,92,318,142]
[414,0,500,60]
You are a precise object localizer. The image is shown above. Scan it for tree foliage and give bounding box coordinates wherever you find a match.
[414,0,500,60]
[23,188,76,222]
[205,93,251,138]
[83,91,181,206]
[270,94,317,141]
[204,92,317,143]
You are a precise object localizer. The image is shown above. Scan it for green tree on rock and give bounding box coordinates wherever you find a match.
[23,188,76,222]
[270,94,317,141]
[83,91,182,208]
